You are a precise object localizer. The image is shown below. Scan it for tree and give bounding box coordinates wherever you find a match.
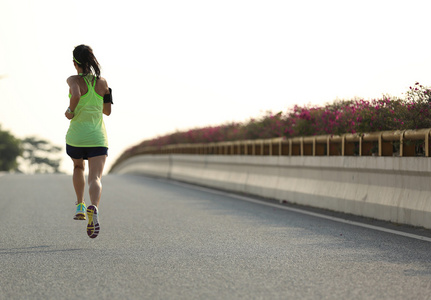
[0,125,22,171]
[19,137,62,173]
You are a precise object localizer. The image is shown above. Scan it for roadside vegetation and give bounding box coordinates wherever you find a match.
[0,126,62,173]
[121,83,431,158]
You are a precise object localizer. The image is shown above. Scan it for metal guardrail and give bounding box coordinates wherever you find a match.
[127,128,431,158]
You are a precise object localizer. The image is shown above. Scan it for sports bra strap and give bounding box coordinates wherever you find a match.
[81,74,96,90]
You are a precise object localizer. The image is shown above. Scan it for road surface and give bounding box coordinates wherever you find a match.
[1,174,431,299]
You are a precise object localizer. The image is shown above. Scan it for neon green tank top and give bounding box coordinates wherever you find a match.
[66,75,108,147]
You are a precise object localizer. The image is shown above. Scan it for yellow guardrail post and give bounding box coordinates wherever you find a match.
[300,137,304,156]
[341,135,345,156]
[312,137,316,156]
[289,139,293,156]
[278,140,283,156]
[400,131,405,157]
[426,130,431,157]
[378,133,382,157]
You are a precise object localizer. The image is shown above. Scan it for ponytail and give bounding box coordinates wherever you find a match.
[73,45,101,77]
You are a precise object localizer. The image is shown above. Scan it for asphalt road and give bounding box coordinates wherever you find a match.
[1,173,431,300]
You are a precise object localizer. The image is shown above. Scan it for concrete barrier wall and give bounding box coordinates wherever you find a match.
[111,154,431,229]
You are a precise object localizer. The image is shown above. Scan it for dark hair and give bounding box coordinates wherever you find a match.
[73,44,101,77]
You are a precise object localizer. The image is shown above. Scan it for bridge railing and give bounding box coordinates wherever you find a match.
[121,128,431,158]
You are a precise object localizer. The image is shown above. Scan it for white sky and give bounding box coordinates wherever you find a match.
[1,0,431,174]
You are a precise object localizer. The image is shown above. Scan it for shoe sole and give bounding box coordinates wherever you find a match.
[87,205,100,239]
[73,213,86,220]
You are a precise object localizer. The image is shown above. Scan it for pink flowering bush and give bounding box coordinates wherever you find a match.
[140,123,243,147]
[125,83,431,155]
[402,82,431,129]
[239,111,288,139]
[355,96,406,133]
[286,100,366,137]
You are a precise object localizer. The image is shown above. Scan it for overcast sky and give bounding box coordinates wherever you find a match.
[1,0,431,173]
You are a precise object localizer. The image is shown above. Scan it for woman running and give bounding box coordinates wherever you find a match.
[65,44,113,239]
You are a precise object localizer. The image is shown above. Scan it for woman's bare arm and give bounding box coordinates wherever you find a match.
[103,102,111,116]
[65,76,81,119]
[101,78,111,116]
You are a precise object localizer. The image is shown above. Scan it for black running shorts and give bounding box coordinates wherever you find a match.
[66,144,108,160]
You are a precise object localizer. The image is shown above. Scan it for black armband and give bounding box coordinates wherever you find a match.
[103,88,113,104]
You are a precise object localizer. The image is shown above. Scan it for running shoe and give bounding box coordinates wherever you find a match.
[73,202,86,220]
[86,205,100,239]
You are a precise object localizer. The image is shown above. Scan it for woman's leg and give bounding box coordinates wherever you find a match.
[72,158,85,204]
[87,155,107,207]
